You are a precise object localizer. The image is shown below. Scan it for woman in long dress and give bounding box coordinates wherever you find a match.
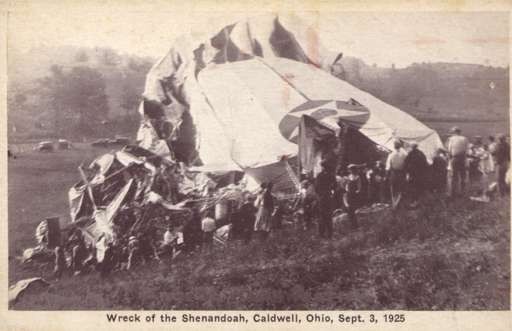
[474,143,493,191]
[254,182,274,241]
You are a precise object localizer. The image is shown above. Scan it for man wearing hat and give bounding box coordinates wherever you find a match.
[314,160,336,239]
[446,127,469,196]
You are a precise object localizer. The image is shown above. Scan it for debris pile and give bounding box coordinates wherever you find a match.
[22,143,266,275]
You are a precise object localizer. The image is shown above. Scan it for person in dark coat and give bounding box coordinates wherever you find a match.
[271,201,285,230]
[494,134,510,196]
[365,161,388,204]
[301,179,317,230]
[99,242,116,277]
[404,142,429,207]
[314,161,336,239]
[229,208,243,241]
[138,231,160,264]
[238,193,257,243]
[183,208,202,252]
[373,160,388,203]
[343,164,362,229]
[431,149,448,193]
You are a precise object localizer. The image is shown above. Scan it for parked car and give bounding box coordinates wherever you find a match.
[57,139,72,150]
[35,141,54,152]
[91,138,110,148]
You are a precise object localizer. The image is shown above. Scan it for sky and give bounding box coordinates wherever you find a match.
[7,8,510,68]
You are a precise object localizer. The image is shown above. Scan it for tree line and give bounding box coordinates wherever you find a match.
[8,46,153,140]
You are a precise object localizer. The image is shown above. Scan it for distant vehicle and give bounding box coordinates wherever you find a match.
[91,138,109,148]
[57,139,72,150]
[35,141,54,152]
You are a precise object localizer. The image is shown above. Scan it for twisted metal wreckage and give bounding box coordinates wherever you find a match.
[23,14,444,265]
[67,144,251,245]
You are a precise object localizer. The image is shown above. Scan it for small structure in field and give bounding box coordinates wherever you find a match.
[35,141,54,152]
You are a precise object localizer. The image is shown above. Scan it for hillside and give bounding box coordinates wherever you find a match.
[331,56,509,120]
[7,46,155,141]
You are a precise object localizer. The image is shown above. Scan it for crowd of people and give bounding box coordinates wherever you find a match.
[296,127,510,239]
[447,128,510,199]
[42,127,509,278]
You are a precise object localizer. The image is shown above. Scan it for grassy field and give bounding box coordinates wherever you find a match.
[7,143,511,310]
[8,143,111,283]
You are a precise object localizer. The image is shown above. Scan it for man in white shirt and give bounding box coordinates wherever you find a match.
[160,225,178,258]
[201,216,216,247]
[446,127,469,196]
[386,140,407,209]
[163,226,177,245]
[487,135,497,172]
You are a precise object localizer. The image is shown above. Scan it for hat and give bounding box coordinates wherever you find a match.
[450,126,460,133]
[347,164,358,169]
[410,141,419,147]
[128,236,136,242]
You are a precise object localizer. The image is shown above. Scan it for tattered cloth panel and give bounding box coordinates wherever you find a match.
[257,57,443,162]
[136,120,175,163]
[35,217,61,249]
[194,57,441,177]
[139,14,340,165]
[143,14,338,107]
[299,114,389,174]
[75,179,135,242]
[69,169,133,223]
[298,115,335,175]
[9,278,49,305]
[213,224,232,246]
[243,159,300,194]
[137,14,442,191]
[69,144,175,223]
[69,184,94,223]
[122,144,170,168]
[280,99,370,143]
